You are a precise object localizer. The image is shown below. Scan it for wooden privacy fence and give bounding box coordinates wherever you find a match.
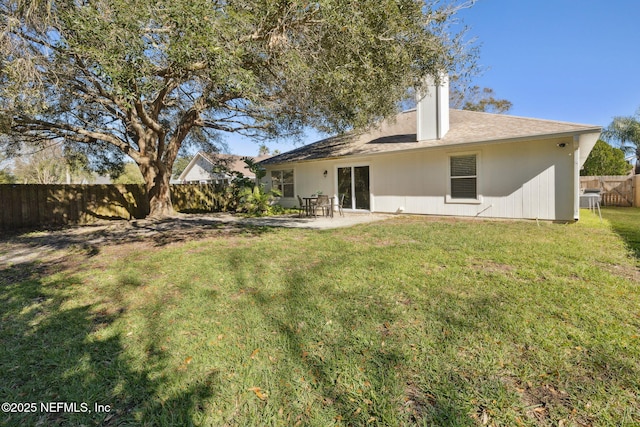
[0,184,149,229]
[0,183,229,230]
[171,183,231,213]
[580,175,639,207]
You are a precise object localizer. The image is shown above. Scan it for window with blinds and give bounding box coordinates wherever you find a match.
[450,155,477,199]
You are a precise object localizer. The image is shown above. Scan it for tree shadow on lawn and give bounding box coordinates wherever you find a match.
[3,216,638,426]
[227,242,640,426]
[226,248,472,426]
[0,258,217,426]
[602,207,640,261]
[0,215,276,266]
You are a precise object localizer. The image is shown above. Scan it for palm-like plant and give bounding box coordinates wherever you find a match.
[602,109,640,174]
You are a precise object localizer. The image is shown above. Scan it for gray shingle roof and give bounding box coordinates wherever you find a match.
[260,109,601,165]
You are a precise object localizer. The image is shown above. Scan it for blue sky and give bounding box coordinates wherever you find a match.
[228,0,640,156]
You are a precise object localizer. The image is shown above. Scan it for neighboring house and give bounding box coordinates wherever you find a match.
[259,78,601,221]
[178,151,270,184]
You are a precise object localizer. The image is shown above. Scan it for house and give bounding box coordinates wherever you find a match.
[259,78,601,221]
[178,151,270,184]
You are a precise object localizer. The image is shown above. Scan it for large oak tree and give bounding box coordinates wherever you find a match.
[1,0,475,217]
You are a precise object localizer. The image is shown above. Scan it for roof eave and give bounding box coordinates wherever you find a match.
[261,127,602,167]
[444,127,602,150]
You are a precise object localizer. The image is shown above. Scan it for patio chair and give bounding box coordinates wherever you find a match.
[316,195,332,217]
[296,195,307,217]
[337,193,345,217]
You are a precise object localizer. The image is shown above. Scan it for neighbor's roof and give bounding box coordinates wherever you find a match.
[198,152,269,178]
[179,151,271,181]
[259,109,601,165]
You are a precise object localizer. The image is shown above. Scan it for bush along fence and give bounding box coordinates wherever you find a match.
[0,183,240,230]
[580,175,640,207]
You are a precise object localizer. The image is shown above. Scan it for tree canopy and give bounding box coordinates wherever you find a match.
[450,85,512,113]
[1,0,477,217]
[602,108,640,174]
[581,139,632,176]
[113,162,145,184]
[11,145,94,183]
[171,156,193,180]
[0,169,15,183]
[0,153,15,183]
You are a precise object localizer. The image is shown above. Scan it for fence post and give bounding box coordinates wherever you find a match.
[634,175,640,208]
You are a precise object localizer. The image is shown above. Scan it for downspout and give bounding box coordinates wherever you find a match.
[573,135,580,220]
[434,87,442,138]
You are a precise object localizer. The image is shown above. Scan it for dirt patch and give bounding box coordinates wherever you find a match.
[521,383,571,423]
[403,382,437,422]
[596,261,640,284]
[339,234,397,247]
[229,287,259,300]
[501,376,594,426]
[468,259,516,275]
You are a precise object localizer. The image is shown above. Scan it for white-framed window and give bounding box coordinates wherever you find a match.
[447,153,481,203]
[271,169,294,198]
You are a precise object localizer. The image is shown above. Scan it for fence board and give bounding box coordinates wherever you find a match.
[12,186,22,226]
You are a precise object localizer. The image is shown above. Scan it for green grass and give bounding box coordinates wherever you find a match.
[602,207,640,261]
[1,209,639,426]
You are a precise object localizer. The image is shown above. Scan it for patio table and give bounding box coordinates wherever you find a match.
[303,196,334,218]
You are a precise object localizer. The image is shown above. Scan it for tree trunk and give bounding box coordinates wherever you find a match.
[142,162,175,219]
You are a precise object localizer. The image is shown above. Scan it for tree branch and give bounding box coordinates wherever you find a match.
[14,117,140,162]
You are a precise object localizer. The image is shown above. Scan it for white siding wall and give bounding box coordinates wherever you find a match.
[267,162,336,208]
[182,157,212,182]
[265,136,577,220]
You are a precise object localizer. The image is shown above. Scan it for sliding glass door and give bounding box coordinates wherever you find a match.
[337,166,370,210]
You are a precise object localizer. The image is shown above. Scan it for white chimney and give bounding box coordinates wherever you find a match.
[416,74,449,141]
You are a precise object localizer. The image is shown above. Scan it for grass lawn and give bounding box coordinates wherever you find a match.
[1,209,639,426]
